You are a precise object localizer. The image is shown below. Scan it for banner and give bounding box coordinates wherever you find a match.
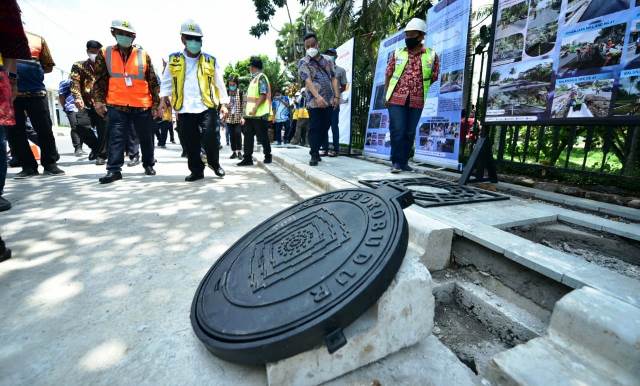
[486,0,640,124]
[336,38,354,146]
[363,31,406,159]
[413,0,471,169]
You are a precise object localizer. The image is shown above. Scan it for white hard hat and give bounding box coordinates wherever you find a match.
[405,18,426,33]
[111,19,135,33]
[181,20,203,37]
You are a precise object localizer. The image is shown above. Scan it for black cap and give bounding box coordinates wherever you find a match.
[303,32,317,42]
[249,56,263,70]
[86,40,103,49]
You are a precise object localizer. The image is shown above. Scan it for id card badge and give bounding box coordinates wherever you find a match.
[124,75,133,87]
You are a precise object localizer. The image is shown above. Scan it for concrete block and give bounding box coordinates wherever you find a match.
[405,208,454,271]
[266,253,434,386]
[484,337,612,386]
[547,287,640,383]
[484,287,640,386]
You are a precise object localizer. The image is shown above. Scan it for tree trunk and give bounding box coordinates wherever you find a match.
[623,126,640,176]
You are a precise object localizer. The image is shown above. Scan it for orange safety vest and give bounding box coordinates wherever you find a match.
[103,46,153,108]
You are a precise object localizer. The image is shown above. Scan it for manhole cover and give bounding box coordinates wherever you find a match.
[191,185,413,364]
[359,177,509,208]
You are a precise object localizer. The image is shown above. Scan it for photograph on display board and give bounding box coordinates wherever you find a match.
[417,120,459,154]
[497,1,529,37]
[624,19,640,69]
[525,0,561,57]
[493,34,525,64]
[564,0,630,26]
[613,75,640,115]
[373,84,387,110]
[487,60,553,118]
[440,70,464,93]
[551,77,614,118]
[558,23,626,77]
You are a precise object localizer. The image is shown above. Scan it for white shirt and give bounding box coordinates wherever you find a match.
[159,50,229,114]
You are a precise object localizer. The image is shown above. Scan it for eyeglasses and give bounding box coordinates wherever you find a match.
[185,36,202,42]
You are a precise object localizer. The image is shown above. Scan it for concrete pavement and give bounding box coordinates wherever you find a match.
[0,131,297,386]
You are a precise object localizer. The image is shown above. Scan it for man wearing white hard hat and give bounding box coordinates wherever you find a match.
[384,18,439,173]
[93,19,161,184]
[159,20,229,182]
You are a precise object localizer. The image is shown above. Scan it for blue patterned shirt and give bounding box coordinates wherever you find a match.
[58,79,77,113]
[298,54,335,109]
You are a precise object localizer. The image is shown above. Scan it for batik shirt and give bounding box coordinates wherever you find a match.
[298,54,335,109]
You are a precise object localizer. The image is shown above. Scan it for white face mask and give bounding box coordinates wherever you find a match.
[306,48,319,58]
[88,53,97,62]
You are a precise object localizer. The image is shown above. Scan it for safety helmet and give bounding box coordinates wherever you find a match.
[405,18,427,33]
[180,20,203,37]
[111,19,135,33]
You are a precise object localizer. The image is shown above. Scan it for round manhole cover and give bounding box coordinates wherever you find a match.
[191,185,413,364]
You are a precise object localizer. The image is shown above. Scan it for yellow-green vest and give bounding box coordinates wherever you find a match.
[245,72,272,117]
[385,47,435,102]
[167,52,219,111]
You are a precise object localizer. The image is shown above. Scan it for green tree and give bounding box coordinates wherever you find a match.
[224,55,290,94]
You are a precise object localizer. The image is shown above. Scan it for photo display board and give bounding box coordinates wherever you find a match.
[485,0,640,124]
[363,31,406,159]
[413,0,471,169]
[336,38,354,146]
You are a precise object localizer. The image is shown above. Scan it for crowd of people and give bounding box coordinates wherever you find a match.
[1,0,436,262]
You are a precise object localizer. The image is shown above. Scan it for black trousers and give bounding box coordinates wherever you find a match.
[227,123,242,151]
[69,109,100,152]
[308,108,332,157]
[65,111,83,150]
[155,120,173,146]
[9,95,60,170]
[105,108,155,172]
[242,118,270,161]
[177,109,220,175]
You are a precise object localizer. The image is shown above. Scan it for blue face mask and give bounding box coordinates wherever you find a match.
[250,71,258,78]
[229,85,237,91]
[185,39,202,54]
[115,34,134,48]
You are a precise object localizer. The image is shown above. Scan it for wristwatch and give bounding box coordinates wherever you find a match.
[8,72,18,81]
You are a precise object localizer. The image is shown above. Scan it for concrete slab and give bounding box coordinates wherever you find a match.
[405,208,453,271]
[0,138,301,386]
[485,287,640,386]
[266,253,434,386]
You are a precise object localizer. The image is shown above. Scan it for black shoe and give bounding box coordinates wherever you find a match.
[208,164,225,177]
[144,166,156,176]
[171,140,176,144]
[14,168,39,179]
[185,173,204,182]
[309,158,318,166]
[88,151,97,161]
[0,248,11,263]
[8,158,20,168]
[0,196,11,212]
[96,157,106,165]
[264,155,272,164]
[181,152,187,158]
[127,155,140,167]
[43,164,65,175]
[237,159,253,166]
[74,149,84,157]
[99,171,122,184]
[230,152,237,159]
